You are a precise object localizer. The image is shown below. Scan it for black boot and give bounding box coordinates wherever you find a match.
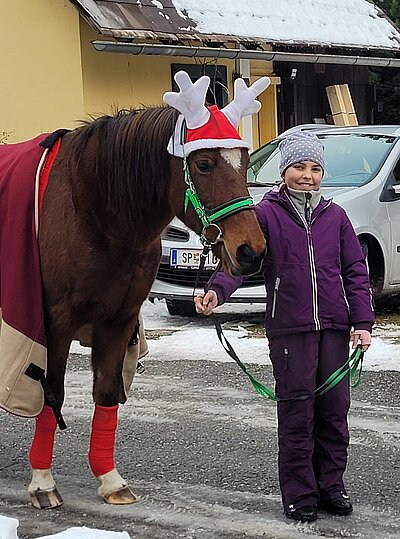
[285,504,318,522]
[319,492,353,516]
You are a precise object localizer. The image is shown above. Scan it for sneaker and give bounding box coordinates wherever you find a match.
[319,492,353,516]
[285,504,318,522]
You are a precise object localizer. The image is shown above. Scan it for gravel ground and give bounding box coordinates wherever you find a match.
[0,350,399,538]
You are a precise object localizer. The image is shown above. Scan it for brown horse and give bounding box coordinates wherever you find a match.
[25,76,268,508]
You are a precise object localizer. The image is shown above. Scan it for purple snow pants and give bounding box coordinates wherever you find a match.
[268,329,351,511]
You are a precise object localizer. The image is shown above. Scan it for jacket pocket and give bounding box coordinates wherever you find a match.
[271,277,281,319]
[339,275,350,314]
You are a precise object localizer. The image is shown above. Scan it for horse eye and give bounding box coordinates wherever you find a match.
[195,160,213,173]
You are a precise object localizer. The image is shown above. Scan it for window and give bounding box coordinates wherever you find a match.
[171,64,228,109]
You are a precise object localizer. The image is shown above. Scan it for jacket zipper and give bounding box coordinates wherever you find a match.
[306,228,320,330]
[271,276,281,318]
[339,274,350,313]
[285,195,332,331]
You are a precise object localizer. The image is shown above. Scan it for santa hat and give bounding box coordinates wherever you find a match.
[164,71,270,158]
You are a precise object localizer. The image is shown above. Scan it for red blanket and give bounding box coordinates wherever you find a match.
[0,134,55,416]
[0,135,49,344]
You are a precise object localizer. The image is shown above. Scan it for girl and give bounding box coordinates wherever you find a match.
[195,131,374,522]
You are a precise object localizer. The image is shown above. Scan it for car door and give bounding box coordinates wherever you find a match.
[381,153,400,284]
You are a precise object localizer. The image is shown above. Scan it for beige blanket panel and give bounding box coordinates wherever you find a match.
[0,314,46,417]
[0,311,147,418]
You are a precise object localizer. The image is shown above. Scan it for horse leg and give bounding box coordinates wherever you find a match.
[89,318,140,504]
[28,333,71,509]
[28,405,62,509]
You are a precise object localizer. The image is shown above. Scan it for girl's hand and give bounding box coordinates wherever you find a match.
[352,330,372,352]
[194,291,218,315]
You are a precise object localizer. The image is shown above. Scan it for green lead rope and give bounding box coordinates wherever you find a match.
[214,320,364,402]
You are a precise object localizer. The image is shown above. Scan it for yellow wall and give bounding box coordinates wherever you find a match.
[0,2,278,146]
[0,0,84,143]
[251,62,280,145]
[79,22,237,114]
[80,22,277,146]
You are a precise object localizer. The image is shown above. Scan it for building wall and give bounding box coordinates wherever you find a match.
[0,0,84,143]
[251,62,280,145]
[80,22,238,113]
[0,1,277,146]
[80,22,277,146]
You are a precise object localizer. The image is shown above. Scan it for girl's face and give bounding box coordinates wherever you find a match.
[283,160,323,191]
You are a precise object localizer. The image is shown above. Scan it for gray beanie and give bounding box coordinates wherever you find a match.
[279,132,325,177]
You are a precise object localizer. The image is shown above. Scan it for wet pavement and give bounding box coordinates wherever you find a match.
[0,304,399,538]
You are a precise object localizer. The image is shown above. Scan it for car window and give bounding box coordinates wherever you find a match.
[248,133,397,187]
[248,140,280,185]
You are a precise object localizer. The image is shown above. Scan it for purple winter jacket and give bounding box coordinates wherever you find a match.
[207,185,375,336]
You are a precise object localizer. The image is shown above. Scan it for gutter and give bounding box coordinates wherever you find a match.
[92,41,400,68]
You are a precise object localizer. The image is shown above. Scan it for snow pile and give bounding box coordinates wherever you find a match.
[70,300,400,372]
[0,516,131,539]
[38,529,130,539]
[0,516,18,539]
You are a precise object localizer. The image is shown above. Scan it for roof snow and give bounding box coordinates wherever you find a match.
[171,0,400,50]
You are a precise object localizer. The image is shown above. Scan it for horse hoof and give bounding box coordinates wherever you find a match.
[102,486,138,505]
[30,488,63,509]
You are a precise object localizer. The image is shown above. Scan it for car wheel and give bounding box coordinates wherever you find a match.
[360,240,383,297]
[165,299,197,317]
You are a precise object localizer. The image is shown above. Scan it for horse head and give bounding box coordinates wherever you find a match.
[164,71,269,277]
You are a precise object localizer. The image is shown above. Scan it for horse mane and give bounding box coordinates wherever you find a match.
[70,106,180,222]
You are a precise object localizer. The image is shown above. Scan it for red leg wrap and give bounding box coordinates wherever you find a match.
[89,404,118,477]
[29,405,57,469]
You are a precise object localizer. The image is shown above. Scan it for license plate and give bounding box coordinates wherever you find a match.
[170,248,219,269]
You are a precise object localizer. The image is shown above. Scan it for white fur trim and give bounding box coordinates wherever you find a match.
[167,127,250,158]
[183,138,250,155]
[167,115,186,157]
[167,112,251,157]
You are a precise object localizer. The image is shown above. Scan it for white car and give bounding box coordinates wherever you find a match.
[149,124,400,315]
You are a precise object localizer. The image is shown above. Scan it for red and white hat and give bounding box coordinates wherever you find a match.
[164,71,270,158]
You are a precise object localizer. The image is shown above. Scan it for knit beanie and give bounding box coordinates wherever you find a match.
[279,132,325,177]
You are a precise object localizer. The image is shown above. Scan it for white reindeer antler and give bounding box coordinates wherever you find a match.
[222,77,271,129]
[163,71,211,129]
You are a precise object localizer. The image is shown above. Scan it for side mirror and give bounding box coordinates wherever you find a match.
[392,184,400,195]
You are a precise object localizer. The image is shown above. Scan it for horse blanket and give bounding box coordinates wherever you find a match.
[0,134,50,417]
[0,134,147,418]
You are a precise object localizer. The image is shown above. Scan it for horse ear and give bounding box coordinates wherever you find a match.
[163,71,211,129]
[222,76,271,129]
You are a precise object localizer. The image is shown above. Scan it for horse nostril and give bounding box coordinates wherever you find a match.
[236,243,257,266]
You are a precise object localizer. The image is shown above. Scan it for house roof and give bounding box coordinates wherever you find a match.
[71,0,400,52]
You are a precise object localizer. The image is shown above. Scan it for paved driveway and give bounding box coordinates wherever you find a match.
[0,304,399,538]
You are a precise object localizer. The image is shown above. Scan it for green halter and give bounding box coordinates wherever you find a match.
[180,120,254,244]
